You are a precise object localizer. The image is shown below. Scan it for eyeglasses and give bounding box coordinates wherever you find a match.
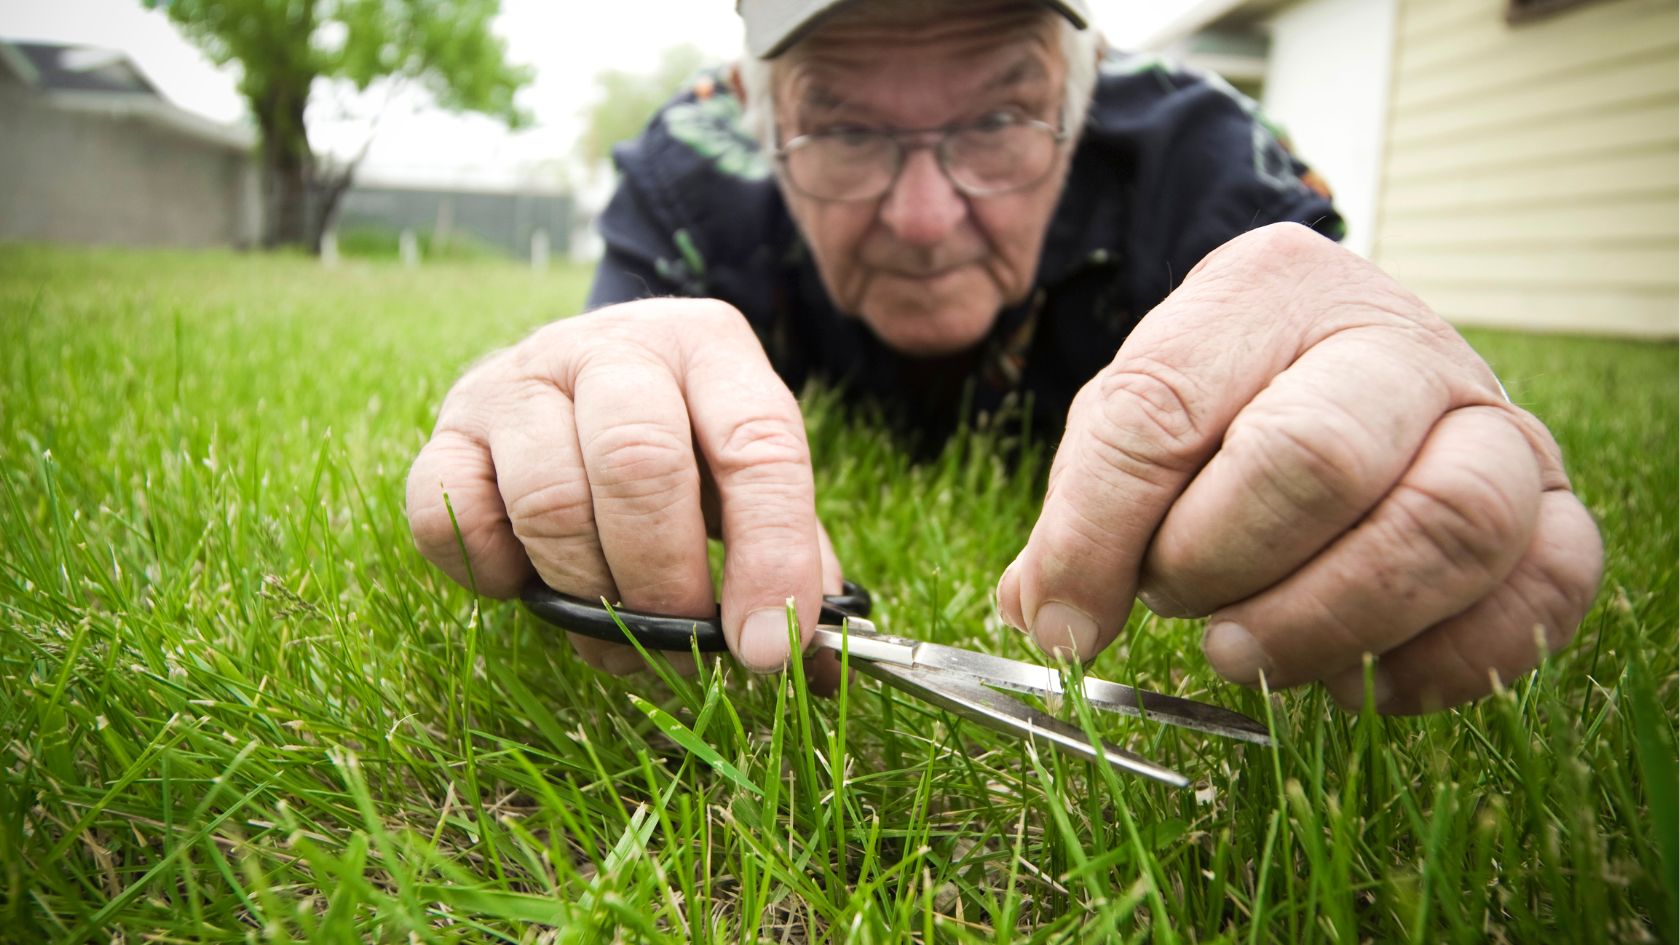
[774,112,1068,203]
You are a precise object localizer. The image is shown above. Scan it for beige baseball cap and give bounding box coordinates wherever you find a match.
[737,0,1092,59]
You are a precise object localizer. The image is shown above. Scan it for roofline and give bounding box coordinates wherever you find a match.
[0,41,40,85]
[43,89,256,150]
[1137,0,1260,49]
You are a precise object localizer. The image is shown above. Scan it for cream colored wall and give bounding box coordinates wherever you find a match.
[1260,0,1397,258]
[1372,0,1678,337]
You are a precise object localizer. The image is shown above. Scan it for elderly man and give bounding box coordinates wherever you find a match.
[407,0,1603,714]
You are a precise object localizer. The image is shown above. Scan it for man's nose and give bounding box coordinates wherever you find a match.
[878,148,966,246]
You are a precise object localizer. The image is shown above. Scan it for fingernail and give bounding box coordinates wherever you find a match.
[1031,601,1098,661]
[1202,620,1272,685]
[738,607,794,673]
[1137,583,1188,618]
[600,649,646,676]
[995,561,1025,632]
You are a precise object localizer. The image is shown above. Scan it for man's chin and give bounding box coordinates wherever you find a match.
[858,289,1000,357]
[861,314,996,357]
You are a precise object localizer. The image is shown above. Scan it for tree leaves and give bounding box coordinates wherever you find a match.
[140,0,532,246]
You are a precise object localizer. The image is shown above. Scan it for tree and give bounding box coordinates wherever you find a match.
[145,0,531,250]
[579,43,707,171]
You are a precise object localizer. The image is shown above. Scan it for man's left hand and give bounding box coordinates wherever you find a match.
[995,223,1603,714]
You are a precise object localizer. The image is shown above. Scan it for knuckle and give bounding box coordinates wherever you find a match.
[683,297,750,334]
[1079,362,1205,482]
[407,500,462,562]
[595,297,748,347]
[1200,223,1349,295]
[1207,225,1448,339]
[502,471,594,539]
[405,441,484,557]
[585,420,696,503]
[710,414,809,480]
[1229,221,1337,268]
[1226,400,1380,522]
[1506,405,1573,490]
[1388,468,1527,580]
[437,358,541,432]
[1525,501,1602,651]
[726,518,815,570]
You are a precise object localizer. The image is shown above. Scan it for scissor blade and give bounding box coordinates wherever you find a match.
[896,640,1274,746]
[851,658,1190,787]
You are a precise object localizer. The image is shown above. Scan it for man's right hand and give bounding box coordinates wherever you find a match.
[405,298,833,675]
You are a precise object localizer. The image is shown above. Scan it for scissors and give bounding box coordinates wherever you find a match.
[522,579,1271,788]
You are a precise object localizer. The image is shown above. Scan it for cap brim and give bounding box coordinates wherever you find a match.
[743,0,1091,60]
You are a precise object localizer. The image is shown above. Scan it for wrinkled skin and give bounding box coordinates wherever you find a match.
[771,3,1071,356]
[407,300,842,679]
[992,223,1601,713]
[407,6,1602,713]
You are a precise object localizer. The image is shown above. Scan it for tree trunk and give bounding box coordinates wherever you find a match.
[256,81,316,250]
[310,160,359,253]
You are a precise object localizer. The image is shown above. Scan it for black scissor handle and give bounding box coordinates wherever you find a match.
[520,579,873,653]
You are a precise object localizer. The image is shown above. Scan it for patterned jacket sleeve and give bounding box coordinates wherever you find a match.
[586,72,780,313]
[1090,55,1344,307]
[585,137,690,310]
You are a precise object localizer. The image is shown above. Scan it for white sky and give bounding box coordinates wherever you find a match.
[0,0,1200,190]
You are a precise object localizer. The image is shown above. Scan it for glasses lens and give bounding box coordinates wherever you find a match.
[944,121,1056,195]
[784,131,898,201]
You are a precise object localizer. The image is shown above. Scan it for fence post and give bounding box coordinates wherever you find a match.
[399,228,420,268]
[320,228,339,267]
[531,228,550,270]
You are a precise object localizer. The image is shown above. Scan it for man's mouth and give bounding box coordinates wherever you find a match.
[881,263,970,281]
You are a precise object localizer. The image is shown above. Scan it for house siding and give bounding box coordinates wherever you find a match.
[1259,0,1397,258]
[0,72,259,249]
[1372,0,1678,337]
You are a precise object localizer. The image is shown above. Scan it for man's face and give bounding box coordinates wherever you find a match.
[769,4,1073,357]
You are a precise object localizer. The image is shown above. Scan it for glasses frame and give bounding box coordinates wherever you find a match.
[772,112,1070,203]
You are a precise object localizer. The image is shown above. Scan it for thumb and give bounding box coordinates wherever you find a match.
[808,516,849,696]
[817,517,844,596]
[1001,226,1347,659]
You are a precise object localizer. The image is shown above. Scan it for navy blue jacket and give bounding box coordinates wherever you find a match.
[588,53,1343,445]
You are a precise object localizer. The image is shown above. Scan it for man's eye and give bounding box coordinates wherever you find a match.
[972,112,1022,133]
[826,129,880,149]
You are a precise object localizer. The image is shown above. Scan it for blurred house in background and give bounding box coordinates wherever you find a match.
[1150,0,1676,337]
[0,39,260,248]
[334,182,573,262]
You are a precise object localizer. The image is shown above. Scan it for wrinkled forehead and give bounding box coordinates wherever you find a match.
[772,3,1064,116]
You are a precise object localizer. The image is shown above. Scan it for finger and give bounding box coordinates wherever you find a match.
[480,381,650,675]
[680,303,824,673]
[1323,489,1602,713]
[407,429,532,599]
[1000,224,1505,662]
[1202,406,1541,688]
[816,518,844,598]
[564,631,640,675]
[573,347,715,622]
[564,632,703,677]
[1139,328,1456,617]
[488,381,615,601]
[999,356,1217,660]
[1001,227,1379,657]
[807,518,847,696]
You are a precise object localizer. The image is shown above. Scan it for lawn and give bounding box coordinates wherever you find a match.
[0,245,1674,944]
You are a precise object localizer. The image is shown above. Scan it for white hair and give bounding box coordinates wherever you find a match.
[738,1,1100,153]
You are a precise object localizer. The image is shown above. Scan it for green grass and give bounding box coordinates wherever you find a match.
[0,244,1674,943]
